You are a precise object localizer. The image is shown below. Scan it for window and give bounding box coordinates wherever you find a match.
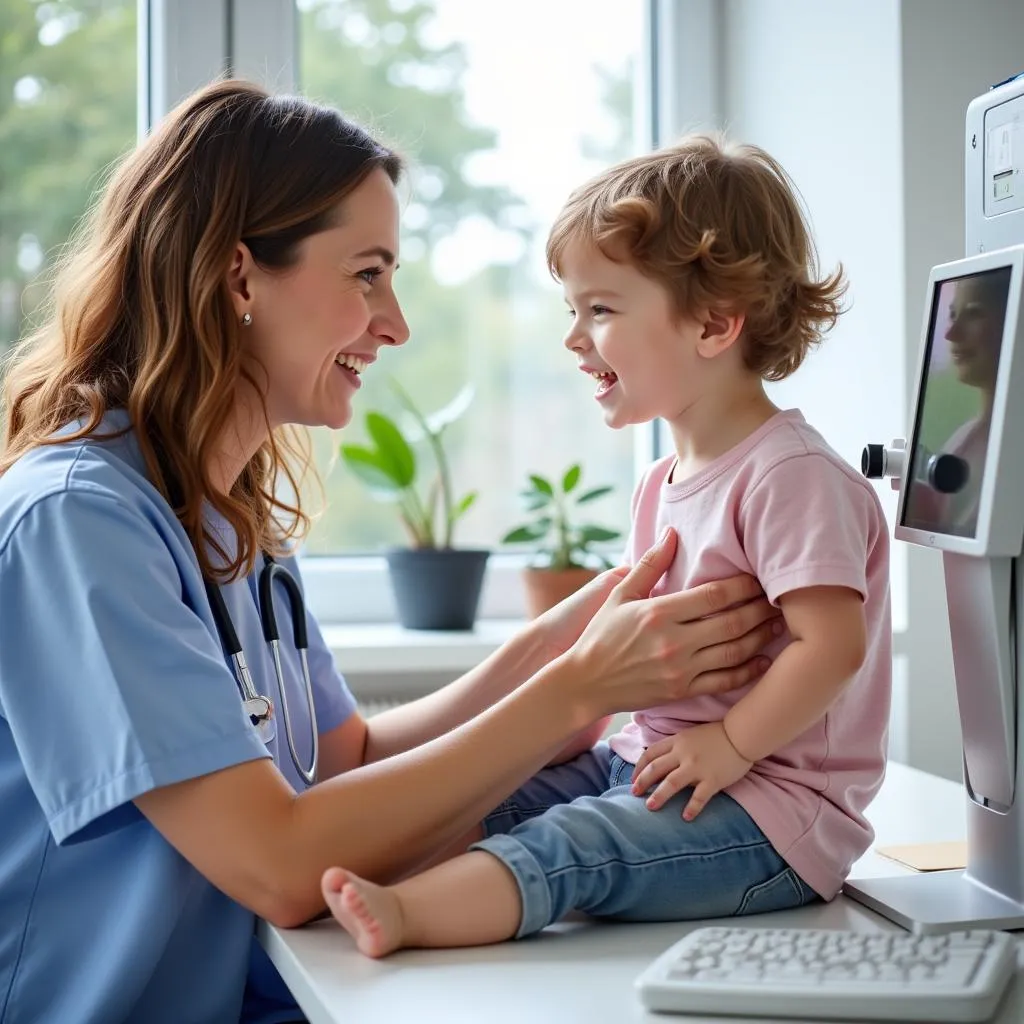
[295,0,646,564]
[0,0,137,358]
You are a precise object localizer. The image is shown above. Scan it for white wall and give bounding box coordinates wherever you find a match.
[717,0,907,617]
[669,0,1024,779]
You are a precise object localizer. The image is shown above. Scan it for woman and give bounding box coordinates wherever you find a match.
[0,80,779,1024]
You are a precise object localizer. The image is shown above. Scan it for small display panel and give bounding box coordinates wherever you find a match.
[900,267,1012,538]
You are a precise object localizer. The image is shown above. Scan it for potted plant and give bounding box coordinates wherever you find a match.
[502,464,622,618]
[339,380,488,630]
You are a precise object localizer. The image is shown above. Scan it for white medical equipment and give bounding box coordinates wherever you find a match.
[849,70,1024,934]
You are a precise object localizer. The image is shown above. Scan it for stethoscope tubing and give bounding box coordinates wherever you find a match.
[204,556,318,785]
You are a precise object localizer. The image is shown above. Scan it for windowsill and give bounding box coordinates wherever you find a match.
[323,619,526,675]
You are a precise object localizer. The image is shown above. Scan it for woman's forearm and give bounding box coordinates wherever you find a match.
[723,640,860,763]
[136,654,590,930]
[548,716,614,764]
[362,622,551,763]
[285,653,591,907]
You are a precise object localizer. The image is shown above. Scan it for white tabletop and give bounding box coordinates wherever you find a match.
[259,761,1024,1023]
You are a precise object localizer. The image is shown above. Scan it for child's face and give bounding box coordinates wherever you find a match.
[559,242,705,429]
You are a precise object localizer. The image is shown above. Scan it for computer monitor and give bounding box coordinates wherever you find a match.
[897,250,1024,557]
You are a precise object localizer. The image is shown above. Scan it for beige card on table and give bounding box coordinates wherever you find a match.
[876,840,968,872]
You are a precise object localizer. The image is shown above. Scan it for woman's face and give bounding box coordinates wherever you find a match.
[944,278,1002,390]
[231,167,409,432]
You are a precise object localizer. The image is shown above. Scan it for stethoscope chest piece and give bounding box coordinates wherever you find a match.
[243,695,276,743]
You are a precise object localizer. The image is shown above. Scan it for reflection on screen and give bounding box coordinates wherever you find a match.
[901,267,1012,538]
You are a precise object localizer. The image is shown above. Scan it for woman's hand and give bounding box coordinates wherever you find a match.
[529,566,630,661]
[562,527,782,719]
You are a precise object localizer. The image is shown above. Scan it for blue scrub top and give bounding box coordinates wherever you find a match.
[0,411,358,1024]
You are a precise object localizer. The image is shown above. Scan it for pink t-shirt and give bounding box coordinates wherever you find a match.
[609,410,892,899]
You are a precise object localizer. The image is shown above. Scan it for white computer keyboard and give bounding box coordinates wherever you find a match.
[635,926,1018,1021]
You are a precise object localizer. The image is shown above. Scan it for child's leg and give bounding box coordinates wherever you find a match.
[406,742,617,877]
[323,753,818,956]
[464,755,819,932]
[322,746,617,957]
[480,742,615,836]
[323,851,521,958]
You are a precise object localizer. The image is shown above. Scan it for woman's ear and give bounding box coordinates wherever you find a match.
[696,308,745,359]
[225,242,255,320]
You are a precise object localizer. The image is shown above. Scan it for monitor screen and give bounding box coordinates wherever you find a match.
[900,266,1012,538]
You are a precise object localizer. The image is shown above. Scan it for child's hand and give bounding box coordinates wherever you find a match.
[630,722,753,821]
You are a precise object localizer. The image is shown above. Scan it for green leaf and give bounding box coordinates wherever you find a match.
[452,491,477,520]
[339,445,407,496]
[365,412,416,488]
[502,523,550,544]
[528,473,554,497]
[575,485,614,505]
[561,464,581,493]
[521,490,553,511]
[577,525,622,544]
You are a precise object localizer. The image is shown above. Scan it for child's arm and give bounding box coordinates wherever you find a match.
[722,584,866,762]
[632,584,866,819]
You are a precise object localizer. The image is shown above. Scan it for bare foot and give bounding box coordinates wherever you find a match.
[321,867,406,958]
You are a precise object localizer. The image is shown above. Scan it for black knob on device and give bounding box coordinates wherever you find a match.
[927,453,970,494]
[861,444,885,479]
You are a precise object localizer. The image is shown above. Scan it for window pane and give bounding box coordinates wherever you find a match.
[297,0,643,555]
[0,0,137,357]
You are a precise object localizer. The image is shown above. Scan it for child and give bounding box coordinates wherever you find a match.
[321,134,892,957]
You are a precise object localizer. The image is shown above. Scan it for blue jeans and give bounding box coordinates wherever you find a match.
[472,743,819,938]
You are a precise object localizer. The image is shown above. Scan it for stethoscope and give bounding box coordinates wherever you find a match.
[204,555,319,785]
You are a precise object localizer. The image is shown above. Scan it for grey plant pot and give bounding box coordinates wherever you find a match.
[385,547,490,630]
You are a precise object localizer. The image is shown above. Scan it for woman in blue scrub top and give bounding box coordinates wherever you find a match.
[0,80,779,1024]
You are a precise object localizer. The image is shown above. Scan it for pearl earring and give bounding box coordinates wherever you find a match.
[241,312,253,326]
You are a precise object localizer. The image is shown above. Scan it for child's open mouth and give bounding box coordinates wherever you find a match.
[591,370,619,399]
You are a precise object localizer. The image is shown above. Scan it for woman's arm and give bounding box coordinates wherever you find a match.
[546,716,615,765]
[359,569,625,764]
[137,653,591,927]
[136,529,779,929]
[314,627,546,779]
[359,618,554,764]
[722,585,866,762]
[318,573,634,776]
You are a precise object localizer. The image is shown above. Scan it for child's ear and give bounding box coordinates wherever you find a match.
[697,309,745,358]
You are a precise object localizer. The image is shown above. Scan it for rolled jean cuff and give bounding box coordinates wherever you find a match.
[469,833,552,938]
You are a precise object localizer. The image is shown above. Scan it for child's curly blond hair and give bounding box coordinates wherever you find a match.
[546,133,847,381]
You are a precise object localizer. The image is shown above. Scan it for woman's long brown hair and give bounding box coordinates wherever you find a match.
[1,79,402,579]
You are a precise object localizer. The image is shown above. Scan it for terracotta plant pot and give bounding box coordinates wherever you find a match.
[522,566,600,618]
